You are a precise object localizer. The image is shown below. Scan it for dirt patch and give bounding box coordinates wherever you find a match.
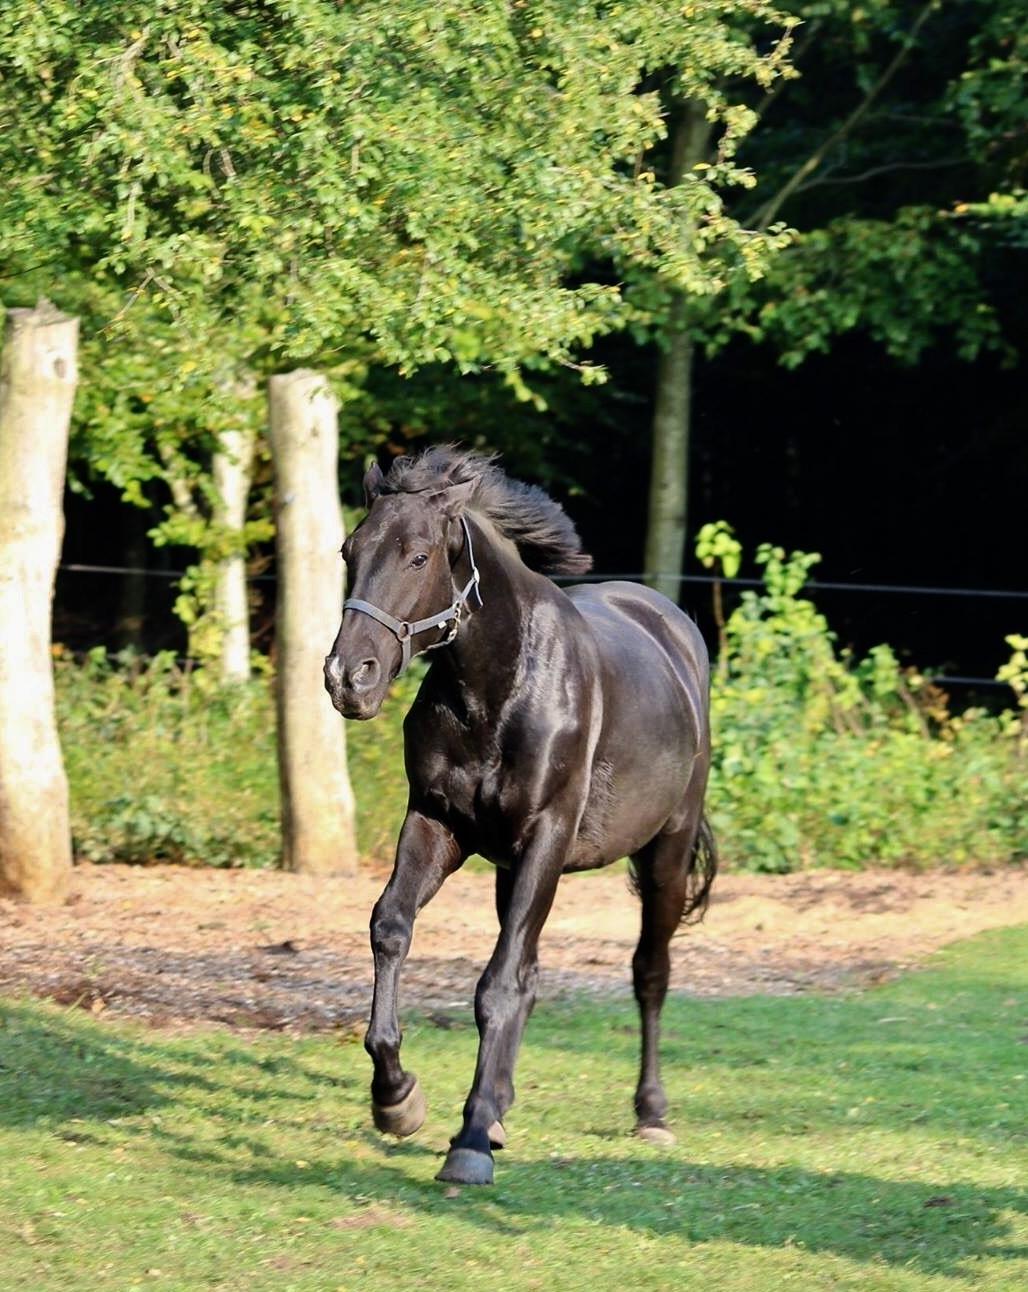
[0,863,1025,1032]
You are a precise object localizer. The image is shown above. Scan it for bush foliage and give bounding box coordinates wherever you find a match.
[57,648,418,870]
[57,536,1026,872]
[705,533,1026,871]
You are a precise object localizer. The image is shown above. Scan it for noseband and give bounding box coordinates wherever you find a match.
[342,515,483,675]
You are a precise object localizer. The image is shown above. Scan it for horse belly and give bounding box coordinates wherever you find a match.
[562,588,709,869]
[567,736,701,871]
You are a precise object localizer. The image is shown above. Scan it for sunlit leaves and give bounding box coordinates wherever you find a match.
[1,0,794,374]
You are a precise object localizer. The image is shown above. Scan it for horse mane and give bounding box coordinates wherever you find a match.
[380,446,593,577]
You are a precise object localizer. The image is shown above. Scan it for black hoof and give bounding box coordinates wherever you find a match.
[371,1079,426,1138]
[435,1147,494,1186]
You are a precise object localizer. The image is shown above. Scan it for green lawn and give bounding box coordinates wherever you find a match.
[1,927,1025,1292]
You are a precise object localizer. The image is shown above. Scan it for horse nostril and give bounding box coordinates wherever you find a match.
[351,659,380,691]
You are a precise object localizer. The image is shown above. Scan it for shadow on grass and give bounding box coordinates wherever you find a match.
[0,1000,353,1130]
[130,1114,1026,1280]
[2,926,1026,1282]
[514,967,1028,1144]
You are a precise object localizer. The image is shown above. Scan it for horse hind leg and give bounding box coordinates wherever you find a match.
[629,814,718,1145]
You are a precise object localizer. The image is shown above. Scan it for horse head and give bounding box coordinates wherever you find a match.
[323,462,479,719]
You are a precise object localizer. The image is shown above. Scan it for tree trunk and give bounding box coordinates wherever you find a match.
[212,414,256,685]
[644,99,713,603]
[0,302,77,903]
[116,505,148,651]
[645,317,695,602]
[268,369,358,875]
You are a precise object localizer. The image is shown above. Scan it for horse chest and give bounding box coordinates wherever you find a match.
[424,757,527,859]
[409,686,584,863]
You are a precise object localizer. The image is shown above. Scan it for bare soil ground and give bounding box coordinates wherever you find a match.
[1,863,1025,1032]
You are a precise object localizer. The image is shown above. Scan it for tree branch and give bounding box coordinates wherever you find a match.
[751,20,823,129]
[98,270,154,333]
[754,0,939,230]
[795,155,968,193]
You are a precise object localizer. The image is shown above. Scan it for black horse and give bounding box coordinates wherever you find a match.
[324,447,716,1185]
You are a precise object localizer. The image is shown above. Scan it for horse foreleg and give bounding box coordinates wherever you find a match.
[436,825,566,1185]
[365,810,462,1137]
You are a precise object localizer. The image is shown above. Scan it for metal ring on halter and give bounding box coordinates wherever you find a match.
[342,515,482,676]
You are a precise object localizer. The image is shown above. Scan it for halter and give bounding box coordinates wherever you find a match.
[342,514,483,675]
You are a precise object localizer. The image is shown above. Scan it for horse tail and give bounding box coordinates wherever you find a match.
[681,813,718,926]
[627,813,719,925]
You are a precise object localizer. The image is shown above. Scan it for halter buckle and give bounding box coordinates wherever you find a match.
[442,602,462,645]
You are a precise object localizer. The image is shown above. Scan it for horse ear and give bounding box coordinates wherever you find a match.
[430,476,478,519]
[363,461,385,506]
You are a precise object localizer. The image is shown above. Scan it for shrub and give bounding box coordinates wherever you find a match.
[57,647,419,868]
[58,648,280,867]
[703,529,1027,870]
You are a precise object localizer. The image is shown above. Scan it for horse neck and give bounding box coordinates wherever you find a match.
[437,514,550,707]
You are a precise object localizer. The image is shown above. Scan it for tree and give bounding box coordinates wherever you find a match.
[0,1,794,875]
[2,4,800,598]
[643,99,717,601]
[636,0,1026,596]
[0,303,77,902]
[151,372,269,678]
[1,2,794,387]
[211,388,258,684]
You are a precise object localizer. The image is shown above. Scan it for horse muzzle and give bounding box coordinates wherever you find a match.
[323,653,387,720]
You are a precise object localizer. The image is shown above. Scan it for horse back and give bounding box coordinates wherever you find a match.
[567,581,710,713]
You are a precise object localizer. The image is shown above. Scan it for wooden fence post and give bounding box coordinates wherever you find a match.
[268,369,358,875]
[0,302,77,902]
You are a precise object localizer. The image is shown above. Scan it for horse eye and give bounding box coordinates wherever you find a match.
[410,553,428,569]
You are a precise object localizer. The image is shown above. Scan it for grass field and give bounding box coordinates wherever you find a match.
[1,926,1025,1292]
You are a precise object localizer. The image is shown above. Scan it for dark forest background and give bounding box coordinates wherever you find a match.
[58,330,1026,688]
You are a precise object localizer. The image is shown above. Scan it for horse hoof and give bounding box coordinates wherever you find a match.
[635,1123,676,1147]
[487,1121,506,1150]
[372,1080,426,1138]
[435,1147,494,1186]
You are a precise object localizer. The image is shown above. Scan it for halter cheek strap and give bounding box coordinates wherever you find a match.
[342,514,482,675]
